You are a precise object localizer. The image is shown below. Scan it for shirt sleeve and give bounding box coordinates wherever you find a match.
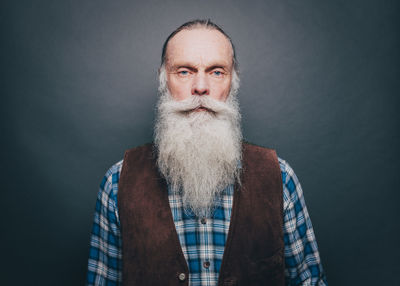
[279,158,328,286]
[86,161,123,286]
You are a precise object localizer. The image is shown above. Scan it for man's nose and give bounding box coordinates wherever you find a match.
[191,74,210,96]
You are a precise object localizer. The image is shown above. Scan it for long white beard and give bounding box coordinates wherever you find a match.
[154,70,242,218]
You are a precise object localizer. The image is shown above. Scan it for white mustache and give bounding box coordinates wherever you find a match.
[159,95,238,118]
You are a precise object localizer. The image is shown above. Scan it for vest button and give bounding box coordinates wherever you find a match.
[178,272,186,281]
[201,217,207,224]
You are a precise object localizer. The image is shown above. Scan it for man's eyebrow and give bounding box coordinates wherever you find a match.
[205,65,229,72]
[170,63,231,72]
[170,64,198,71]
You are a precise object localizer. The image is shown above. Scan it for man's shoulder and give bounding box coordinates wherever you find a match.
[243,141,274,152]
[103,143,154,181]
[104,159,124,179]
[99,143,154,202]
[277,157,292,178]
[98,159,124,204]
[242,141,292,174]
[124,142,154,154]
[242,142,299,209]
[121,142,155,163]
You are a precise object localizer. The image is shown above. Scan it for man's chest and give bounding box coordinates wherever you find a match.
[169,186,234,286]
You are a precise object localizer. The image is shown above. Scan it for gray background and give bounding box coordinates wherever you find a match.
[1,0,399,285]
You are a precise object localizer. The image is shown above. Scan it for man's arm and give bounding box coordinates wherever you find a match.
[86,161,123,286]
[279,158,328,285]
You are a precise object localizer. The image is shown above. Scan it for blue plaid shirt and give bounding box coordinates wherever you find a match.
[86,157,327,285]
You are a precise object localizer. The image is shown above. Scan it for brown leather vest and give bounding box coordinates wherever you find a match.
[118,143,285,286]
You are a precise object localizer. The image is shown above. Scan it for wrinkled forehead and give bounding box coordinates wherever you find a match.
[165,28,234,69]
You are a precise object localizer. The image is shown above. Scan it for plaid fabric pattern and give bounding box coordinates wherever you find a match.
[86,158,327,286]
[169,185,234,285]
[87,161,122,286]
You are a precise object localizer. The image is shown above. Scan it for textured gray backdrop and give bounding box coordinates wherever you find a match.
[1,0,399,285]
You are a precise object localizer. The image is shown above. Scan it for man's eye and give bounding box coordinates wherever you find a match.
[178,70,189,76]
[213,71,223,76]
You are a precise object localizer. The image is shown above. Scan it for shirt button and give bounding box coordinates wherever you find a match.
[201,218,207,224]
[203,261,210,268]
[178,272,186,281]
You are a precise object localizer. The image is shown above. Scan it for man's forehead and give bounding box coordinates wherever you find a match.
[165,28,234,68]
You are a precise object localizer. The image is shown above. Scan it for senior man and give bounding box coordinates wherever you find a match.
[86,20,328,286]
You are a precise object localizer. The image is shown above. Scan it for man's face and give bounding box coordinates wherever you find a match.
[165,28,234,103]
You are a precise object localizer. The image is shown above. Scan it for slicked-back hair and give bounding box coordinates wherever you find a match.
[160,19,238,72]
